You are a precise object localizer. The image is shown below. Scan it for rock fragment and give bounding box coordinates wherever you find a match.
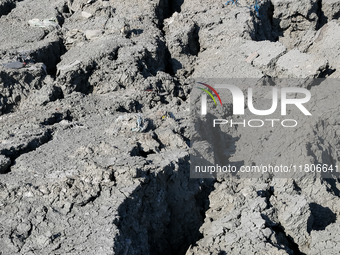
[28,18,60,30]
[2,61,25,69]
[84,29,103,40]
[245,52,259,63]
[81,11,92,19]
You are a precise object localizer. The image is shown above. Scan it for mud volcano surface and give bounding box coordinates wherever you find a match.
[0,0,340,254]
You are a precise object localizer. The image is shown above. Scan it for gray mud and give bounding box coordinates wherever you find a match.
[0,0,340,254]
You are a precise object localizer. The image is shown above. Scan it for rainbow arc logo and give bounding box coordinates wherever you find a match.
[197,82,223,107]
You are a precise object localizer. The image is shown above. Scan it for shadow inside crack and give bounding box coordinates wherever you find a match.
[0,129,53,174]
[323,178,340,197]
[307,203,336,233]
[190,111,243,179]
[112,155,214,255]
[130,143,156,158]
[0,0,22,17]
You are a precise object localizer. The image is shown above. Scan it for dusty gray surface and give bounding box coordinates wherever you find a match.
[0,0,339,254]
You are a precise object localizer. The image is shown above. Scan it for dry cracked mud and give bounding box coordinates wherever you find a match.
[0,0,340,254]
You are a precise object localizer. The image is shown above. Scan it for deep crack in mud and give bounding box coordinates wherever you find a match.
[0,0,340,254]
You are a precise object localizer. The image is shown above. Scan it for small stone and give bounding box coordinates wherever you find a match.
[82,11,92,19]
[120,24,130,36]
[246,52,259,63]
[85,30,103,40]
[2,61,24,69]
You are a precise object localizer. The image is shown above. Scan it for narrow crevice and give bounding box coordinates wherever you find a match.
[155,8,176,77]
[155,0,195,81]
[109,170,116,183]
[79,62,98,95]
[0,43,65,115]
[116,106,130,113]
[156,0,184,28]
[164,48,176,76]
[50,232,62,243]
[26,222,33,241]
[323,178,340,197]
[56,59,98,95]
[176,127,190,146]
[254,0,278,42]
[107,47,119,61]
[151,133,166,151]
[116,100,143,113]
[40,110,73,126]
[155,0,170,29]
[0,129,54,174]
[167,0,184,19]
[66,178,75,188]
[270,225,305,255]
[187,24,200,56]
[31,38,67,76]
[66,203,74,215]
[317,66,336,79]
[130,143,156,158]
[192,112,239,170]
[260,221,294,254]
[261,187,306,255]
[79,185,102,207]
[113,157,215,255]
[40,6,74,78]
[137,46,167,77]
[61,2,71,15]
[316,0,327,30]
[292,181,302,193]
[305,76,337,90]
[333,10,340,21]
[9,220,33,252]
[137,149,155,158]
[55,6,69,28]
